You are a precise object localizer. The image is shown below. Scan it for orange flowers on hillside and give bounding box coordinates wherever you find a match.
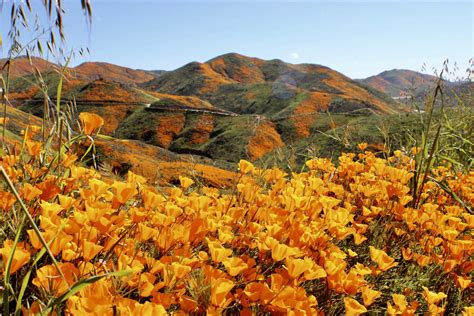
[0,122,471,315]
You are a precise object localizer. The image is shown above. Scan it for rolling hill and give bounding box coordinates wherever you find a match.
[71,61,157,85]
[359,69,438,98]
[7,53,412,169]
[1,56,160,85]
[0,57,55,78]
[143,53,401,139]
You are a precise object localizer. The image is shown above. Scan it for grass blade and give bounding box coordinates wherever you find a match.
[41,270,132,315]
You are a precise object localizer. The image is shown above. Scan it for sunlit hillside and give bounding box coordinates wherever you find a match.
[0,1,472,315]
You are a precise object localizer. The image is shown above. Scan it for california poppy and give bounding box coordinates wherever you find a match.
[79,112,104,135]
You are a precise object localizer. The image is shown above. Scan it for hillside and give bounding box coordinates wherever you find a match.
[359,69,438,97]
[143,53,401,139]
[8,53,409,165]
[71,61,157,85]
[115,109,283,162]
[1,103,236,187]
[0,57,55,78]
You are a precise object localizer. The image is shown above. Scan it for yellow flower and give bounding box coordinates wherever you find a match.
[207,239,232,263]
[357,142,368,151]
[33,263,79,295]
[179,176,194,189]
[238,160,255,174]
[286,258,310,279]
[244,282,273,303]
[456,275,471,290]
[81,240,103,261]
[170,262,191,278]
[112,181,138,204]
[20,183,42,202]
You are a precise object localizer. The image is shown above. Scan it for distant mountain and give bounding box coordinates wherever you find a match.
[145,70,168,77]
[143,53,401,139]
[358,69,438,98]
[1,57,161,85]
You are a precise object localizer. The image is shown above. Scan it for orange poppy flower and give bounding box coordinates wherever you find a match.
[210,278,234,307]
[79,112,104,135]
[344,297,367,316]
[456,275,471,290]
[25,140,42,156]
[207,239,232,263]
[81,240,103,261]
[179,176,194,189]
[244,282,273,303]
[89,178,109,197]
[0,191,16,211]
[357,143,368,151]
[239,160,255,174]
[0,240,31,275]
[20,183,42,202]
[32,263,79,295]
[61,153,78,168]
[361,286,381,307]
[271,243,301,262]
[170,262,191,278]
[393,293,408,309]
[422,287,447,305]
[112,181,138,204]
[133,302,167,315]
[222,257,248,276]
[462,307,474,316]
[369,246,398,271]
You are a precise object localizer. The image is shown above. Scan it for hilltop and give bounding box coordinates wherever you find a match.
[358,69,439,98]
[144,53,400,116]
[142,53,401,141]
[71,61,157,85]
[1,57,159,85]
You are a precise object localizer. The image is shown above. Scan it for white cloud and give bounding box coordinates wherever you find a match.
[290,52,300,59]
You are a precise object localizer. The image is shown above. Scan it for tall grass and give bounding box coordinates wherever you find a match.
[0,2,103,314]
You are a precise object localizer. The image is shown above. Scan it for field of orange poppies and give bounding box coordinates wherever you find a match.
[0,112,472,315]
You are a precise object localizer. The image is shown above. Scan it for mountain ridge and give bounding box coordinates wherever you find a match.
[5,53,419,169]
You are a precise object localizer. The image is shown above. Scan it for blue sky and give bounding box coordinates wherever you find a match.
[1,0,473,78]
